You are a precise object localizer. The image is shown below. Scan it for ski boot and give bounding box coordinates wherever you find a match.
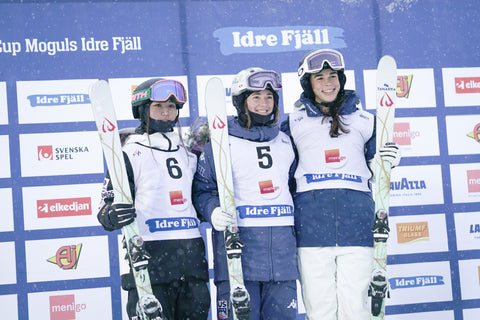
[372,209,390,242]
[231,285,250,320]
[368,269,390,316]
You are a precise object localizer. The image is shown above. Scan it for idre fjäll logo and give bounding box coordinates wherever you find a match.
[47,244,82,270]
[50,294,86,320]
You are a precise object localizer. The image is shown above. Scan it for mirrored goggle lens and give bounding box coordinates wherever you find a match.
[306,50,345,72]
[247,71,282,91]
[151,80,186,103]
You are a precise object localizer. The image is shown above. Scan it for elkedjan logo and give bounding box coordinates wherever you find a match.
[37,197,92,218]
[455,77,480,93]
[47,244,82,270]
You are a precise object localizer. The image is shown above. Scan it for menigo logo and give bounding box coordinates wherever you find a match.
[169,190,186,205]
[397,74,413,98]
[259,180,279,194]
[467,170,480,193]
[390,275,445,290]
[393,122,420,146]
[396,221,430,244]
[455,77,480,94]
[37,197,92,218]
[47,244,82,270]
[50,294,86,320]
[324,149,346,163]
[37,145,90,161]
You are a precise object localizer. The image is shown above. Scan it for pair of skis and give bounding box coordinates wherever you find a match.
[90,80,165,320]
[368,55,397,319]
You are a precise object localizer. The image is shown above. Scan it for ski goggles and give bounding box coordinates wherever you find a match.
[298,49,345,78]
[246,70,282,91]
[132,79,187,105]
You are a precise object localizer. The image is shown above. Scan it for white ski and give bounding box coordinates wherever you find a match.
[89,80,165,320]
[205,77,250,320]
[369,55,397,320]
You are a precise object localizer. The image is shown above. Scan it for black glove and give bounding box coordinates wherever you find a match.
[108,203,136,229]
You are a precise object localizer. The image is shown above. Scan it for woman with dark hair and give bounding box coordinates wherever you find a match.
[282,49,401,320]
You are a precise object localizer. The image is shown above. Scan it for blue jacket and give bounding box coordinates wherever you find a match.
[281,90,376,248]
[193,118,298,282]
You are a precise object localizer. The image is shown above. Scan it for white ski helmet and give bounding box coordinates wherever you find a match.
[231,67,282,97]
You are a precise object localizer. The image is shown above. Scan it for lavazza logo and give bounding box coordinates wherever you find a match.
[37,197,92,218]
[37,144,89,161]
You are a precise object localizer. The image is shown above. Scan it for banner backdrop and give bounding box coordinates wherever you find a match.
[0,1,479,319]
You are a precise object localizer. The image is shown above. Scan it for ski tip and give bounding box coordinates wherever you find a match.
[89,79,109,96]
[378,55,397,69]
[206,76,223,87]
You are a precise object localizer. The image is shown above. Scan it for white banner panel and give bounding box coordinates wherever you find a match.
[16,79,97,124]
[450,163,480,203]
[25,236,110,282]
[19,131,104,177]
[0,188,14,232]
[442,67,480,107]
[446,115,480,155]
[393,116,440,157]
[0,82,7,124]
[458,259,480,300]
[386,310,454,320]
[388,213,448,255]
[22,183,103,230]
[454,211,480,251]
[390,165,444,207]
[28,287,112,320]
[463,308,480,320]
[0,295,18,320]
[386,261,452,306]
[364,68,436,110]
[0,242,16,285]
[0,135,11,178]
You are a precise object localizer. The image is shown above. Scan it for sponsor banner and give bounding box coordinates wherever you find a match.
[25,236,109,282]
[0,135,11,178]
[386,261,452,306]
[0,82,7,124]
[282,70,357,114]
[442,67,480,107]
[19,131,104,177]
[108,76,190,120]
[393,117,440,157]
[0,242,16,285]
[22,183,102,230]
[458,259,480,300]
[445,115,480,155]
[386,310,454,320]
[0,188,14,232]
[16,79,97,124]
[0,295,18,320]
[464,308,480,320]
[364,68,436,110]
[388,214,448,255]
[454,211,480,251]
[450,163,480,203]
[28,287,112,320]
[389,165,444,207]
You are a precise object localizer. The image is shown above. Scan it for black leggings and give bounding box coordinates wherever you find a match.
[126,278,210,320]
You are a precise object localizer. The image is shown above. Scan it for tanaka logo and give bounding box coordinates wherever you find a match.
[391,178,426,191]
[397,75,413,98]
[467,123,480,143]
[467,170,480,193]
[37,197,92,218]
[36,145,89,161]
[393,122,420,146]
[169,190,186,205]
[325,149,345,163]
[396,222,429,244]
[50,294,86,320]
[38,145,53,160]
[390,275,444,289]
[455,77,480,93]
[27,93,90,107]
[47,244,82,270]
[259,180,279,194]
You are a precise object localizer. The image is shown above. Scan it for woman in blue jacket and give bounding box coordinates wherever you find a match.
[193,68,298,320]
[281,49,401,320]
